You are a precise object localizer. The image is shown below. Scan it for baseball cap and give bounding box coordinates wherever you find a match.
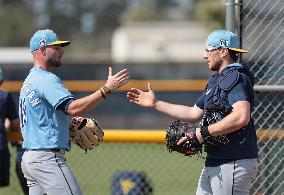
[206,30,248,53]
[30,29,70,52]
[0,67,3,82]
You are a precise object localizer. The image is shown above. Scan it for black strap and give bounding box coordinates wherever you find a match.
[200,126,211,140]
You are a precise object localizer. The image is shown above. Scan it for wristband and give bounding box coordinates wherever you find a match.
[200,126,211,140]
[102,86,111,95]
[99,88,106,99]
[101,86,111,97]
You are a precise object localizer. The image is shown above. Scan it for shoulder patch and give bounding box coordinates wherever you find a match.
[219,70,240,90]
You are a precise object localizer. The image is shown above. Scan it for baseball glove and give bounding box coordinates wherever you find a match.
[69,116,104,151]
[165,120,202,156]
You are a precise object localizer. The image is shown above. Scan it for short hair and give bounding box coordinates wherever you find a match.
[228,49,239,62]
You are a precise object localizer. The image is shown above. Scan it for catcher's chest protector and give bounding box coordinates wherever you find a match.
[202,64,253,126]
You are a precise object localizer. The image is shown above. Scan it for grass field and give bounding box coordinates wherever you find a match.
[1,143,204,195]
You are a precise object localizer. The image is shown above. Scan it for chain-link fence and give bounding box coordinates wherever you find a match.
[240,0,284,194]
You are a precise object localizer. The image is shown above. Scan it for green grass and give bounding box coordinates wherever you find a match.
[1,143,204,195]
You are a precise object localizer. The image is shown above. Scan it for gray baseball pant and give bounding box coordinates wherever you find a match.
[196,158,258,195]
[21,150,82,195]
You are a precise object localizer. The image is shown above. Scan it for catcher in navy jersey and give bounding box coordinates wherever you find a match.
[127,30,258,195]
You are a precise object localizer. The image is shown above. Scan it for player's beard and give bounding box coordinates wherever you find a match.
[209,58,222,71]
[46,58,62,67]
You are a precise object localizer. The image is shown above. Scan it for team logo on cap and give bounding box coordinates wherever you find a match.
[220,40,229,47]
[38,38,47,48]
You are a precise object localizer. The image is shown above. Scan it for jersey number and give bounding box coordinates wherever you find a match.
[19,98,27,128]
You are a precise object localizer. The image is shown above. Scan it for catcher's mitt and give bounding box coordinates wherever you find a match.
[69,116,104,151]
[166,120,202,156]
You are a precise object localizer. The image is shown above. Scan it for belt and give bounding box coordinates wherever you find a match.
[50,149,63,152]
[28,149,65,153]
[51,149,65,154]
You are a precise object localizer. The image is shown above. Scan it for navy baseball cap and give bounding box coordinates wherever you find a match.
[206,30,248,53]
[30,29,70,52]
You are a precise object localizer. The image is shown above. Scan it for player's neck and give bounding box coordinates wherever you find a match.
[218,58,234,73]
[33,64,53,72]
[33,53,53,72]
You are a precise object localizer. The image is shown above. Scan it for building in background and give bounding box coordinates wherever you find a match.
[112,21,206,63]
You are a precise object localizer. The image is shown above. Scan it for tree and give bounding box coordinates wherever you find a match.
[0,4,35,47]
[190,0,225,30]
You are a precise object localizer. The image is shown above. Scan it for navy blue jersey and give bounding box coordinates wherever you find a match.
[0,89,18,150]
[196,63,258,166]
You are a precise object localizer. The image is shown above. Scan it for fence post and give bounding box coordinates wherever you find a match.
[225,0,235,32]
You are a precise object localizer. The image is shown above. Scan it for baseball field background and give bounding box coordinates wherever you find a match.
[0,0,283,194]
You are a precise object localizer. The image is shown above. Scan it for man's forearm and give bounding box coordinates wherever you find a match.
[154,100,203,123]
[67,91,104,116]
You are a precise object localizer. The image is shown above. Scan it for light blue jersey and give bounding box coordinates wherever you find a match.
[19,67,74,150]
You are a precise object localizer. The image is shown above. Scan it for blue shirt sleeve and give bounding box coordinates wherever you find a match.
[57,98,74,114]
[40,73,74,109]
[195,93,205,110]
[228,76,252,105]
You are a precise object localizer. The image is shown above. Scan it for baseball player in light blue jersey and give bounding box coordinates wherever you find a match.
[20,29,130,195]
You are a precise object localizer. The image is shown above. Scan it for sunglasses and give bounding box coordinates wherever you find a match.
[204,47,222,53]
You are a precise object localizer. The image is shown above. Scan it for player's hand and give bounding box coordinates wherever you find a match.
[195,127,204,144]
[177,136,187,146]
[177,128,204,145]
[105,67,130,91]
[127,83,156,108]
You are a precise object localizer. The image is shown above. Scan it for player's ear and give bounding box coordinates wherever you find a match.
[39,47,46,55]
[221,48,229,58]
